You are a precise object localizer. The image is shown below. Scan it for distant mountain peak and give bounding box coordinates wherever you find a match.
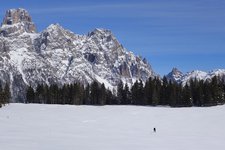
[171,67,182,74]
[166,67,183,82]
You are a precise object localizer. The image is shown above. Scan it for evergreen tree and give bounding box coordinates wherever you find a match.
[72,83,83,105]
[182,84,193,107]
[36,84,44,103]
[152,87,159,106]
[3,83,11,104]
[124,83,131,104]
[223,80,225,104]
[160,76,168,105]
[61,84,69,104]
[105,90,114,105]
[131,81,139,105]
[156,78,162,105]
[0,83,3,105]
[190,78,198,106]
[137,80,145,105]
[50,84,59,104]
[203,80,215,106]
[26,86,35,103]
[99,84,106,105]
[167,81,177,107]
[211,76,224,104]
[144,78,152,105]
[175,84,182,106]
[218,79,224,103]
[117,81,124,104]
[90,81,100,105]
[195,80,204,106]
[44,84,51,104]
[84,84,91,105]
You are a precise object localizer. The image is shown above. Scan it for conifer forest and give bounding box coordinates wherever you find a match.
[24,76,225,107]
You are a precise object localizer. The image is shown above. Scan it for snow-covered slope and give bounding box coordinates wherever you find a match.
[0,8,156,102]
[1,103,225,150]
[166,68,225,85]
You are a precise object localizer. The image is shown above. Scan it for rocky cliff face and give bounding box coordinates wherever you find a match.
[0,8,156,102]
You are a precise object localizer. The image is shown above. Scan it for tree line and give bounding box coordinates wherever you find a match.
[26,81,117,105]
[26,76,225,107]
[0,83,10,108]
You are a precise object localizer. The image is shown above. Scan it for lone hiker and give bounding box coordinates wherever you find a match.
[153,127,156,132]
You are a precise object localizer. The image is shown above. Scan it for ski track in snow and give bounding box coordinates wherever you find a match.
[1,104,225,150]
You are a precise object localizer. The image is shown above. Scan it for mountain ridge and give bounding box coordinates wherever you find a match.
[0,8,156,102]
[0,8,224,102]
[166,68,225,85]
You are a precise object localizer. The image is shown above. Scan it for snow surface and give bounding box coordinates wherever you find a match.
[1,104,225,150]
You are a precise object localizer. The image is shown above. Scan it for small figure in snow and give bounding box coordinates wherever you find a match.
[153,127,156,133]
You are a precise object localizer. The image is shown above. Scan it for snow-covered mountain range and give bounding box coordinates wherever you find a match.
[0,8,224,102]
[0,8,156,102]
[166,68,225,85]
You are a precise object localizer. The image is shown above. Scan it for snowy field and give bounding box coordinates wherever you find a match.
[1,104,225,150]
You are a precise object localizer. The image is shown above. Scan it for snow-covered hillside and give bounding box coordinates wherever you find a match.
[0,8,156,102]
[1,104,225,150]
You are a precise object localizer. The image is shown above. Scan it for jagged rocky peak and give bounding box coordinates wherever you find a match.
[1,8,36,36]
[2,8,32,25]
[171,67,183,75]
[166,67,183,82]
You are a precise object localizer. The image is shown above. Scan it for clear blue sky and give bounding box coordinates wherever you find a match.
[1,0,225,76]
